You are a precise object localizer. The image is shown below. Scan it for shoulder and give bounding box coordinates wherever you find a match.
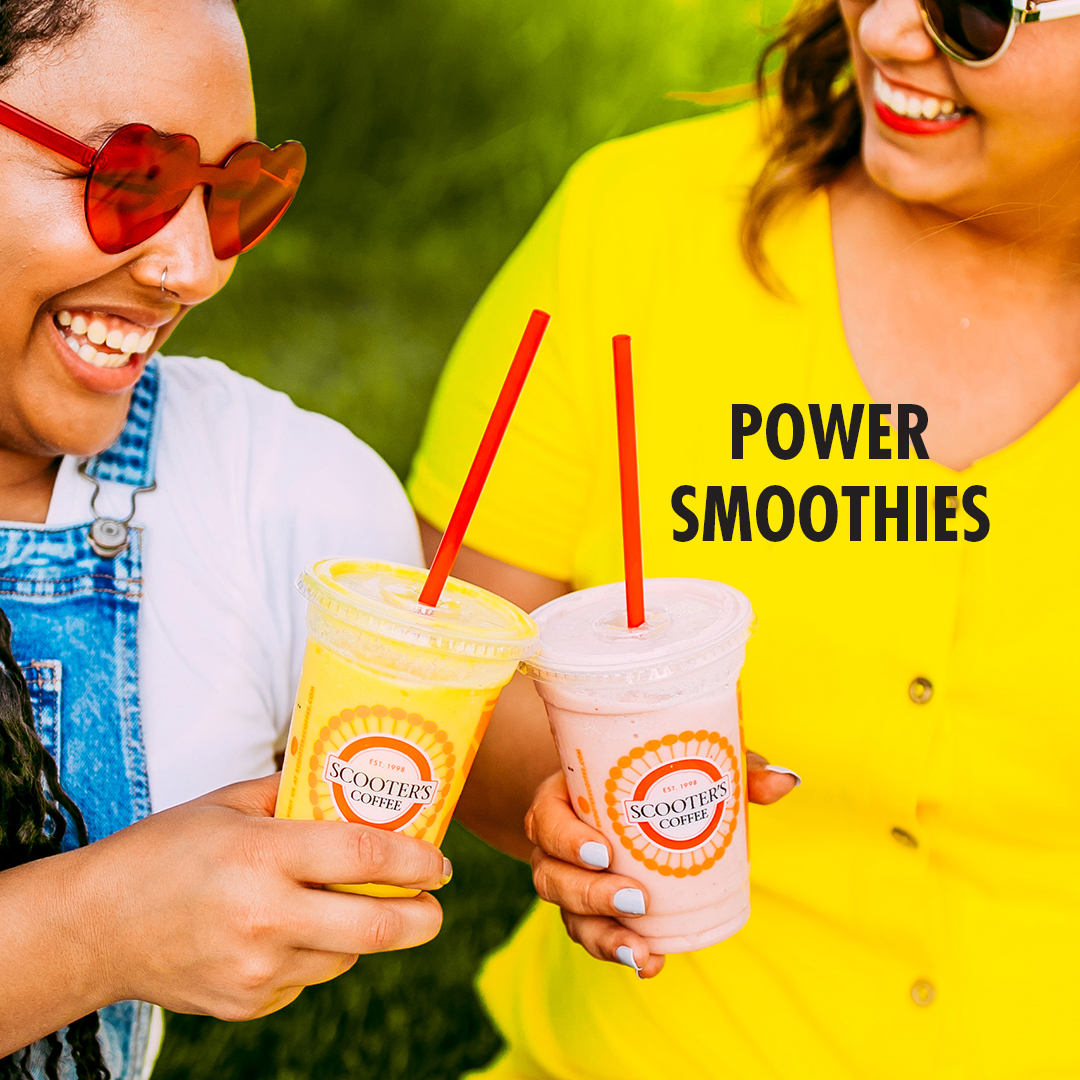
[561,105,766,219]
[156,355,389,475]
[153,356,417,554]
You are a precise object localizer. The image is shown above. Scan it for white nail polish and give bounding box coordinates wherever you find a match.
[763,764,802,787]
[614,888,646,915]
[580,841,610,869]
[615,945,639,971]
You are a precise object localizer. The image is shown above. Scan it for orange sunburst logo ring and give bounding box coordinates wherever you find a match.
[605,730,741,877]
[305,705,455,840]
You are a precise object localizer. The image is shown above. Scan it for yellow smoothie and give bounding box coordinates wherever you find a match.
[275,559,537,896]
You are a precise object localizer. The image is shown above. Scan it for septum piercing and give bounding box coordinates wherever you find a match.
[160,266,168,293]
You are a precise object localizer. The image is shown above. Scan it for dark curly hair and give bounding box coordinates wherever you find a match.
[1,0,115,1069]
[0,0,91,80]
[0,605,110,1080]
[0,20,110,1080]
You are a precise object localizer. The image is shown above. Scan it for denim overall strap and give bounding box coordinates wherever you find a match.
[3,360,160,1080]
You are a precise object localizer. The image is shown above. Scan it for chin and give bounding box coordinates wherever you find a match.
[860,125,983,213]
[27,392,132,460]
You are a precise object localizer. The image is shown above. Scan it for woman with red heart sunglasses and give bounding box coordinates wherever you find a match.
[406,0,1080,1078]
[0,1,450,1078]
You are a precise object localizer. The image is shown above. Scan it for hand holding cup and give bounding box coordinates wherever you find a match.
[100,773,451,1021]
[526,755,799,979]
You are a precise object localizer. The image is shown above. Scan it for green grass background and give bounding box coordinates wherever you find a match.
[155,1,787,1076]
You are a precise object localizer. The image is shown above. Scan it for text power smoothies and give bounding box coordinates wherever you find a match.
[276,558,537,896]
[524,578,755,953]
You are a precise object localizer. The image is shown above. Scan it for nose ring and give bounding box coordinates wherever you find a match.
[160,266,168,293]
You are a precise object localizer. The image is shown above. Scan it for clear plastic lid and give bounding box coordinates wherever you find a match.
[524,578,754,686]
[299,559,538,662]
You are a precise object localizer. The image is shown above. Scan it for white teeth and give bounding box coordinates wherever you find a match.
[61,331,133,370]
[58,311,150,368]
[873,68,961,123]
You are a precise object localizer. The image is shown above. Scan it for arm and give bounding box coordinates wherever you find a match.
[422,520,801,976]
[0,774,448,1055]
[422,520,801,863]
[420,519,568,860]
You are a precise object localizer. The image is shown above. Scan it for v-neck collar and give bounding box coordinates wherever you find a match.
[804,187,1080,482]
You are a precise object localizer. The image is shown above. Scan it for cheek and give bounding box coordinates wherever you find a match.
[957,45,1080,179]
[0,170,108,340]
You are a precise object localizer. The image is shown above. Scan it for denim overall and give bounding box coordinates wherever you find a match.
[3,361,162,1080]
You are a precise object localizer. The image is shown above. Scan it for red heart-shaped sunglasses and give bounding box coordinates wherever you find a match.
[0,99,305,260]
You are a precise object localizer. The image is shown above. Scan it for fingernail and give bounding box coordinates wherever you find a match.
[439,857,453,885]
[579,842,610,869]
[613,888,646,915]
[763,764,802,787]
[615,945,640,971]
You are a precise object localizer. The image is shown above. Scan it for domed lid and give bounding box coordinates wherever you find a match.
[524,578,753,686]
[299,559,538,661]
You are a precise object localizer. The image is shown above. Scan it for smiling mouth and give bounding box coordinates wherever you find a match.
[872,70,973,128]
[54,309,157,370]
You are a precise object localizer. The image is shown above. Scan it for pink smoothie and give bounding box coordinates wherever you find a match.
[524,578,754,954]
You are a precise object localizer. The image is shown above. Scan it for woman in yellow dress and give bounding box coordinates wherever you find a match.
[410,0,1080,1076]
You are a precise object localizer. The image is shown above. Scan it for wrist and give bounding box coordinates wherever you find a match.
[59,837,130,1009]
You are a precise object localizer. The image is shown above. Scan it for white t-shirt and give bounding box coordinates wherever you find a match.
[45,355,423,812]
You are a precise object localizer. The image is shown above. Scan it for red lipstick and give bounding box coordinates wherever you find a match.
[874,99,970,136]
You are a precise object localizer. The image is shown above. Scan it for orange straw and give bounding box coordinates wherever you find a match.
[612,334,645,629]
[418,308,551,608]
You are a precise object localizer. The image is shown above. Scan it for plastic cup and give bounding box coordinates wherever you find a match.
[523,578,755,953]
[275,558,538,897]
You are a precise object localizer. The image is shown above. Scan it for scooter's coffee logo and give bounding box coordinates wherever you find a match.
[325,733,437,830]
[606,731,742,876]
[302,704,456,841]
[624,758,730,851]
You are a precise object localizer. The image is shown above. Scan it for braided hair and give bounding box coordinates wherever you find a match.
[0,609,110,1080]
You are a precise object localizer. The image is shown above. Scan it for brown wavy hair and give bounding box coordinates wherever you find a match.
[742,0,862,292]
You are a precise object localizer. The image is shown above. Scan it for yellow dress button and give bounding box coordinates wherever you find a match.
[909,677,933,704]
[891,826,918,848]
[911,980,936,1006]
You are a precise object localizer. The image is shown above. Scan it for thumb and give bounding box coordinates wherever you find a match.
[746,751,801,805]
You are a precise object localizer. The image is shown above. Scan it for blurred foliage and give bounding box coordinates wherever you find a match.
[168,0,788,477]
[157,0,787,1076]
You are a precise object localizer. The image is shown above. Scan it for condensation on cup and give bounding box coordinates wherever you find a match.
[523,578,755,954]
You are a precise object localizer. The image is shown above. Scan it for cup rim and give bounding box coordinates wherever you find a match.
[522,577,754,686]
[300,558,539,662]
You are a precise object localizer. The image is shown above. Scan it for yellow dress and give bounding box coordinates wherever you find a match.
[408,105,1080,1079]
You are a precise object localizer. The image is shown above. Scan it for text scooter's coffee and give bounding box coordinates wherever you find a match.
[276,559,538,896]
[524,578,755,953]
